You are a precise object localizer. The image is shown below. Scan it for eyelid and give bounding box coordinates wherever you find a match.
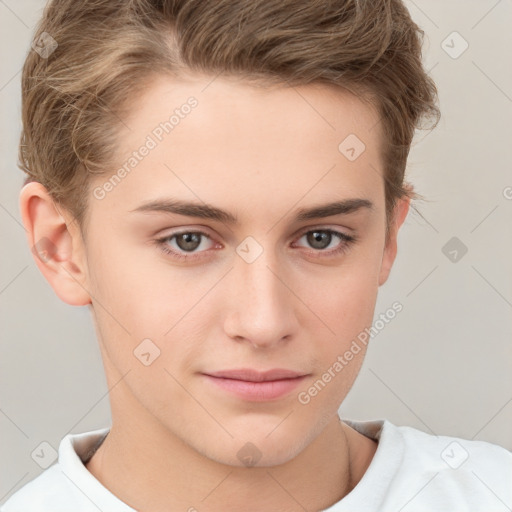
[292,226,356,249]
[157,228,218,249]
[294,223,355,237]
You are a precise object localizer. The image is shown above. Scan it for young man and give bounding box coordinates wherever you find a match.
[3,0,511,511]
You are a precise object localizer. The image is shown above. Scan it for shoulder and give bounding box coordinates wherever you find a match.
[0,427,133,512]
[342,418,511,512]
[0,464,83,512]
[391,421,512,510]
[397,421,512,470]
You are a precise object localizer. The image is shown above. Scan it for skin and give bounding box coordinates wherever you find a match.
[20,73,410,512]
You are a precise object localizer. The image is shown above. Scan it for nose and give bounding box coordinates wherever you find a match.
[223,246,298,349]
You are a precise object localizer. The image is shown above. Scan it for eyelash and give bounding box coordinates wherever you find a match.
[155,227,357,262]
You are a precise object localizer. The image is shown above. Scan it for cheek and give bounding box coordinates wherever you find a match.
[87,233,179,324]
[295,274,376,415]
[302,251,382,339]
[86,240,213,368]
[295,248,382,406]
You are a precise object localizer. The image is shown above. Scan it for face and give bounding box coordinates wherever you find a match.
[71,74,404,466]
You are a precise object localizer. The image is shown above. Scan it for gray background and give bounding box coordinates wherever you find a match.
[1,0,511,505]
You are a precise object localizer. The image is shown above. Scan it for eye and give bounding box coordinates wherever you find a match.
[293,228,357,257]
[155,230,216,260]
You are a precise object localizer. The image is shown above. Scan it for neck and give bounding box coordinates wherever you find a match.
[85,376,376,512]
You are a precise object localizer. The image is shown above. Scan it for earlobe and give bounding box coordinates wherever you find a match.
[19,182,92,306]
[378,197,411,287]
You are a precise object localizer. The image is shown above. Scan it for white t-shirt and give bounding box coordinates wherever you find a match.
[2,418,511,511]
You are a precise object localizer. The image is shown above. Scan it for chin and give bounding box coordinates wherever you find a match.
[199,425,313,468]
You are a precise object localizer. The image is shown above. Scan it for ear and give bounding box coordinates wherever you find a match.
[378,196,411,287]
[19,181,92,306]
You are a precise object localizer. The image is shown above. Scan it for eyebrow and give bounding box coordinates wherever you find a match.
[129,197,374,224]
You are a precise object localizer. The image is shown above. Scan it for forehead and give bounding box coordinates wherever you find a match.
[119,73,381,154]
[91,74,384,221]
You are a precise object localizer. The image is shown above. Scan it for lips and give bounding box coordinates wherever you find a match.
[201,368,309,401]
[204,368,306,382]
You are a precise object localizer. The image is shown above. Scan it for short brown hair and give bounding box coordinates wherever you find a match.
[19,0,440,239]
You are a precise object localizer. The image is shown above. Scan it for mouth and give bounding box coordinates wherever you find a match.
[201,368,309,401]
